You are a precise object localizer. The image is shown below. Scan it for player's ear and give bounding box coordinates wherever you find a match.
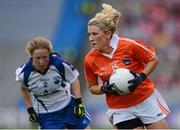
[106,31,112,39]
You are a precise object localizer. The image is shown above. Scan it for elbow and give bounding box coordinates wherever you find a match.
[89,85,102,95]
[89,87,97,95]
[154,56,159,65]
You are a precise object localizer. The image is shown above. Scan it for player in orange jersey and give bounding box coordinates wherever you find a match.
[84,3,170,129]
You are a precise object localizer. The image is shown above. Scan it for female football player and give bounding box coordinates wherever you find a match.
[84,3,170,129]
[16,37,91,129]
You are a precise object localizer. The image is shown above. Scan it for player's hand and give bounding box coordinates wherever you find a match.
[128,71,146,92]
[101,80,120,94]
[73,98,85,118]
[27,107,39,123]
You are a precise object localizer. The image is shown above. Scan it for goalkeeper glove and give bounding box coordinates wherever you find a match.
[73,98,85,118]
[128,71,147,92]
[101,80,120,94]
[27,107,39,123]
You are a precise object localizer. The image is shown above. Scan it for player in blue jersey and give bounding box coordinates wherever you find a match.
[15,37,91,129]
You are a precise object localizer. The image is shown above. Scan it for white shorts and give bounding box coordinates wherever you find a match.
[106,89,171,125]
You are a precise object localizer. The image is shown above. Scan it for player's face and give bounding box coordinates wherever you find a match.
[32,48,50,72]
[88,25,111,51]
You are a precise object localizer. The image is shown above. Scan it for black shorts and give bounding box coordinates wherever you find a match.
[115,118,144,129]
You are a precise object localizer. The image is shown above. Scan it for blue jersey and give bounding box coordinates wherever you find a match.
[16,55,79,113]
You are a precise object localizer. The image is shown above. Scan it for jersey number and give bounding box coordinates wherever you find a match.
[43,82,49,95]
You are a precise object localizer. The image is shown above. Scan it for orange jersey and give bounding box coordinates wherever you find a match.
[84,34,156,108]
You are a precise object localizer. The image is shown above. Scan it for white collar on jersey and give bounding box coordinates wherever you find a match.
[102,33,120,58]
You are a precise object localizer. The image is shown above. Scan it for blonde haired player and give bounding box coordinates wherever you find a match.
[16,37,91,129]
[84,3,170,129]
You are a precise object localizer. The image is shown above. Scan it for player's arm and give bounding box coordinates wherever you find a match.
[88,80,118,95]
[84,59,119,95]
[130,40,159,76]
[71,78,86,118]
[128,41,159,92]
[84,61,104,95]
[87,80,103,95]
[20,84,39,123]
[20,84,32,108]
[128,56,159,92]
[71,78,82,99]
[142,56,159,76]
[63,61,82,98]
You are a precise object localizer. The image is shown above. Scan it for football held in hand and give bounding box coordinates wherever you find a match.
[109,68,134,95]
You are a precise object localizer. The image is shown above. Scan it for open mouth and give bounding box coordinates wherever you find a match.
[91,43,96,46]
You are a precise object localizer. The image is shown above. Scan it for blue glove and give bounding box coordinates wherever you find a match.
[73,98,85,118]
[27,107,39,123]
[101,80,120,94]
[128,71,147,92]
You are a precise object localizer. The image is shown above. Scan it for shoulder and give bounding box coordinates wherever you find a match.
[50,55,69,68]
[84,49,99,65]
[15,64,26,77]
[16,60,33,75]
[120,38,156,56]
[119,37,148,51]
[15,59,33,82]
[119,37,135,45]
[50,54,74,65]
[50,55,64,64]
[120,37,147,46]
[50,55,76,73]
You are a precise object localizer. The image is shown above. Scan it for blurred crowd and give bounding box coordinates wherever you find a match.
[115,0,180,89]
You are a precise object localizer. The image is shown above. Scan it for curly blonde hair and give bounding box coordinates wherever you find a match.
[88,3,121,33]
[26,37,53,56]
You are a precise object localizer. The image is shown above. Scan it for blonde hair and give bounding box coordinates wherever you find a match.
[26,37,53,56]
[88,3,121,33]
